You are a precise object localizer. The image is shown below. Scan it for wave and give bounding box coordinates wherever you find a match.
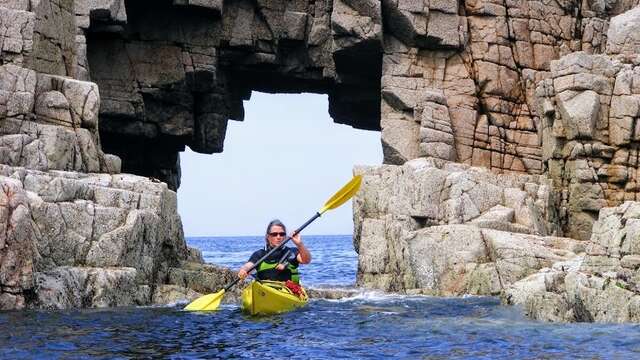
[313,288,433,303]
[145,301,241,312]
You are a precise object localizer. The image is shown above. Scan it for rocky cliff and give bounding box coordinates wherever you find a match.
[353,2,640,322]
[2,0,640,321]
[78,0,637,237]
[0,0,242,309]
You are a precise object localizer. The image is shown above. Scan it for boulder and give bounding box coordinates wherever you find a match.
[32,266,143,309]
[504,202,640,323]
[34,90,74,127]
[556,90,600,140]
[152,284,202,306]
[0,164,188,310]
[0,176,36,310]
[607,6,640,55]
[165,261,242,300]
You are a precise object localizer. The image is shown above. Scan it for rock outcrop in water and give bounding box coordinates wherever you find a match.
[354,4,640,322]
[2,0,640,322]
[0,0,241,309]
[354,158,584,294]
[504,201,640,322]
[0,157,239,308]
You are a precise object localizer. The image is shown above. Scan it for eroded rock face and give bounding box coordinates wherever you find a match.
[504,202,640,323]
[0,159,238,309]
[0,0,270,310]
[2,0,640,321]
[353,157,570,292]
[9,0,639,243]
[76,0,638,192]
[607,6,640,56]
[0,176,35,309]
[2,1,640,190]
[357,5,640,317]
[536,50,640,239]
[404,225,583,296]
[379,0,638,173]
[85,0,383,189]
[74,2,640,264]
[33,267,143,309]
[0,63,113,174]
[0,164,188,309]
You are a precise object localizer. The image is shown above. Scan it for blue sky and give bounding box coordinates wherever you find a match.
[177,92,382,237]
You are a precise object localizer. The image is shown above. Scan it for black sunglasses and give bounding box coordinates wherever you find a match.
[268,232,286,237]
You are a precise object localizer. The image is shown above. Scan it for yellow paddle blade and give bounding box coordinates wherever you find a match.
[184,289,225,311]
[319,175,363,214]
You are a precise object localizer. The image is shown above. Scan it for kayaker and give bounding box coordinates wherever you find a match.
[237,219,311,283]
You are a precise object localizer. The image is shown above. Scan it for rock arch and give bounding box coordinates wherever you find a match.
[3,0,640,313]
[87,0,382,189]
[84,0,640,239]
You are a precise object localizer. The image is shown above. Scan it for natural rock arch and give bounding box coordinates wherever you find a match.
[85,0,640,241]
[87,0,382,190]
[3,0,640,318]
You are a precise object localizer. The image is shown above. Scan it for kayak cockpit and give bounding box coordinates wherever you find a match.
[241,280,308,315]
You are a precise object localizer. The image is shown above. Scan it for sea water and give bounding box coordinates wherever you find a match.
[2,235,640,359]
[187,235,357,287]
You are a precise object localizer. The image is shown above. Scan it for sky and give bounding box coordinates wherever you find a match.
[177,92,382,237]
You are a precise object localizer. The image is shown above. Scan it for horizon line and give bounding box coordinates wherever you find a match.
[185,233,353,238]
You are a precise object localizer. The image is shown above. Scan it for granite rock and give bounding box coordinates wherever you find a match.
[504,202,640,323]
[353,158,568,292]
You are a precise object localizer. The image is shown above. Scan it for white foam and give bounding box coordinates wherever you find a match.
[140,301,239,312]
[320,289,432,303]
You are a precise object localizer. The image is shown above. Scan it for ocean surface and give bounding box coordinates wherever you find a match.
[2,235,640,359]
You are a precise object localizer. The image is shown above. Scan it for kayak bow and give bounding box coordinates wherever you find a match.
[242,280,308,315]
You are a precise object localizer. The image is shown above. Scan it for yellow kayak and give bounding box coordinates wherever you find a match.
[241,280,308,315]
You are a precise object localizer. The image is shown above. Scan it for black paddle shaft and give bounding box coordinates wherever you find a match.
[223,212,321,292]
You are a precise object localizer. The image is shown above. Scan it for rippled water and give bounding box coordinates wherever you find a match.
[187,235,357,287]
[2,235,640,359]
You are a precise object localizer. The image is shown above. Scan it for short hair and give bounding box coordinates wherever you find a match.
[264,219,287,248]
[266,219,287,235]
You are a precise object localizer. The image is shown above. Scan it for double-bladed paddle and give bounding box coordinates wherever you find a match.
[184,175,363,311]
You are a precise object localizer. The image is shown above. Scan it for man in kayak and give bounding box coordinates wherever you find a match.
[237,219,311,284]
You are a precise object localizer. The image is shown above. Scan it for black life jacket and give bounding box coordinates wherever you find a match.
[255,247,300,283]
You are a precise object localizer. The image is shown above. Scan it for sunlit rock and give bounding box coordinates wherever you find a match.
[2,0,640,323]
[505,201,640,323]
